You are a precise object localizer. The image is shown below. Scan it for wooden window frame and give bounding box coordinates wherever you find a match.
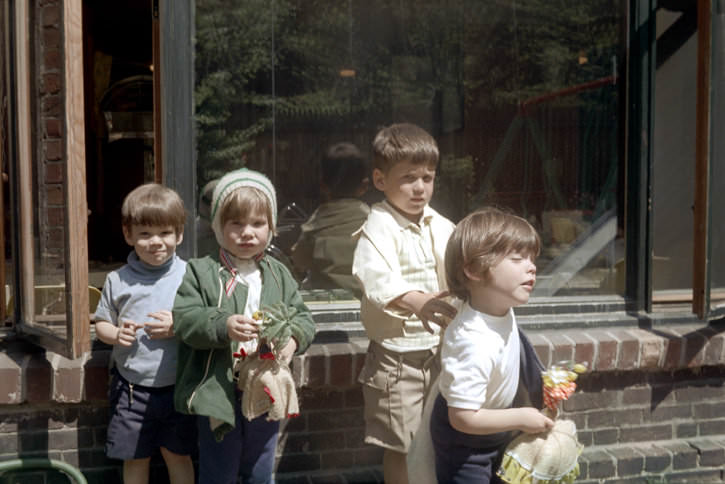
[12,0,90,359]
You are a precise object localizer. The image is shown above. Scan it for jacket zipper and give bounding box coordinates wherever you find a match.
[186,272,226,412]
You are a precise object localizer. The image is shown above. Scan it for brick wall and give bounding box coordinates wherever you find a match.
[37,0,66,270]
[1,322,725,483]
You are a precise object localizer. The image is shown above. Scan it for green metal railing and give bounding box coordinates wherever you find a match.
[0,458,87,484]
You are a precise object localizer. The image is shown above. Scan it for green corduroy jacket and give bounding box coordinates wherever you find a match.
[172,254,315,438]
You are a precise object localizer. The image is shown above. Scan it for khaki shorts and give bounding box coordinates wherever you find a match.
[357,340,440,453]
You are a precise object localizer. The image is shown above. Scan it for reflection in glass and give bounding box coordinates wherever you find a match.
[1,1,13,323]
[194,0,625,298]
[710,11,725,311]
[652,8,695,298]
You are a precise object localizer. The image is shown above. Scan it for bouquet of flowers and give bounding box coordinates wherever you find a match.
[497,361,587,484]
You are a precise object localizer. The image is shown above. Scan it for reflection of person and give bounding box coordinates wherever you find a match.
[430,208,553,483]
[196,178,219,257]
[173,168,315,484]
[94,184,195,484]
[352,123,458,484]
[290,142,370,293]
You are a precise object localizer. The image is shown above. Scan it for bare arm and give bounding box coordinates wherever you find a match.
[391,290,457,332]
[448,406,554,436]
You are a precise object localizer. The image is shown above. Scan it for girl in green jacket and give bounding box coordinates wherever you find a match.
[173,168,315,484]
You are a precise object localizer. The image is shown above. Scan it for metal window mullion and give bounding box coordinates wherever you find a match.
[626,0,656,313]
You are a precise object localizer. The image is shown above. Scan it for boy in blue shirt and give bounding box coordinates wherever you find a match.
[95,183,195,484]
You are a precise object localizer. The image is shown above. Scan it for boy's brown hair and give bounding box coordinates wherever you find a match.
[371,123,439,173]
[121,183,186,234]
[445,207,541,301]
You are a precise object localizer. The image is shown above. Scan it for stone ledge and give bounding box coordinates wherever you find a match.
[1,322,724,404]
[579,437,725,481]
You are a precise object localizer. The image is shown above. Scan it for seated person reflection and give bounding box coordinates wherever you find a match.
[291,142,370,295]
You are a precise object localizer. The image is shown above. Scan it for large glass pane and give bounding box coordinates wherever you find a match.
[1,0,13,324]
[652,7,695,300]
[711,9,725,312]
[194,0,626,300]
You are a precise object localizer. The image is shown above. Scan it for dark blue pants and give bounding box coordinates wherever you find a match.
[430,329,543,483]
[197,394,280,484]
[430,394,508,484]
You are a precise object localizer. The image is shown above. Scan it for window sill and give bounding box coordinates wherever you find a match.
[1,314,723,405]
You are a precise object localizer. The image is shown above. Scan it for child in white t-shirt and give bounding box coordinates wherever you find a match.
[430,207,553,483]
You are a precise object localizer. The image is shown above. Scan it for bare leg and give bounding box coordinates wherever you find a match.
[383,449,409,484]
[160,447,195,484]
[123,458,150,484]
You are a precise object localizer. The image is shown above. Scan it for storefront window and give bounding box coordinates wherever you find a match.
[1,0,13,324]
[652,7,696,300]
[710,8,725,312]
[194,0,626,300]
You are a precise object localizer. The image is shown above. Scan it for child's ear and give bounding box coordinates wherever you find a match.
[372,169,386,191]
[175,230,184,246]
[122,225,134,246]
[463,266,484,282]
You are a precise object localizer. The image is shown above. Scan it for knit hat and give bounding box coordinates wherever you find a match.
[210,168,277,247]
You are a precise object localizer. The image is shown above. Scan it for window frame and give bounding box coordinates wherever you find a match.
[8,0,90,359]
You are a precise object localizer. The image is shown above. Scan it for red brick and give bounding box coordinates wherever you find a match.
[45,118,62,137]
[633,329,664,369]
[683,329,708,367]
[52,354,84,403]
[25,354,52,403]
[45,161,63,183]
[589,330,618,371]
[41,4,61,27]
[660,328,684,369]
[42,27,61,48]
[0,352,22,404]
[43,48,62,71]
[305,347,327,387]
[45,139,62,161]
[569,332,595,368]
[84,350,110,401]
[704,332,725,365]
[42,95,62,116]
[527,332,552,368]
[545,331,575,364]
[612,329,639,369]
[41,73,61,95]
[45,228,65,249]
[46,184,64,205]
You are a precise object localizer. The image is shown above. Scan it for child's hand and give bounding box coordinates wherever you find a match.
[398,291,457,333]
[226,314,261,342]
[277,337,298,364]
[116,320,141,347]
[516,407,555,434]
[144,310,174,339]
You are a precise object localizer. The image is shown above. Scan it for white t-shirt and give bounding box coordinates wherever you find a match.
[439,303,520,410]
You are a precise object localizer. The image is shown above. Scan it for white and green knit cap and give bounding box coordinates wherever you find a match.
[210,168,277,246]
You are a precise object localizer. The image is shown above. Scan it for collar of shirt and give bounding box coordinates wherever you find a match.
[381,199,434,232]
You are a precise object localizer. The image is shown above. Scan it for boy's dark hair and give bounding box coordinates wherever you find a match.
[371,123,439,173]
[321,142,368,199]
[445,207,541,301]
[121,183,186,234]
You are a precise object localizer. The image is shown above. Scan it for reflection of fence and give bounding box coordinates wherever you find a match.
[473,76,619,222]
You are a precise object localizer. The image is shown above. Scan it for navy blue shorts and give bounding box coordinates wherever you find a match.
[105,369,197,460]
